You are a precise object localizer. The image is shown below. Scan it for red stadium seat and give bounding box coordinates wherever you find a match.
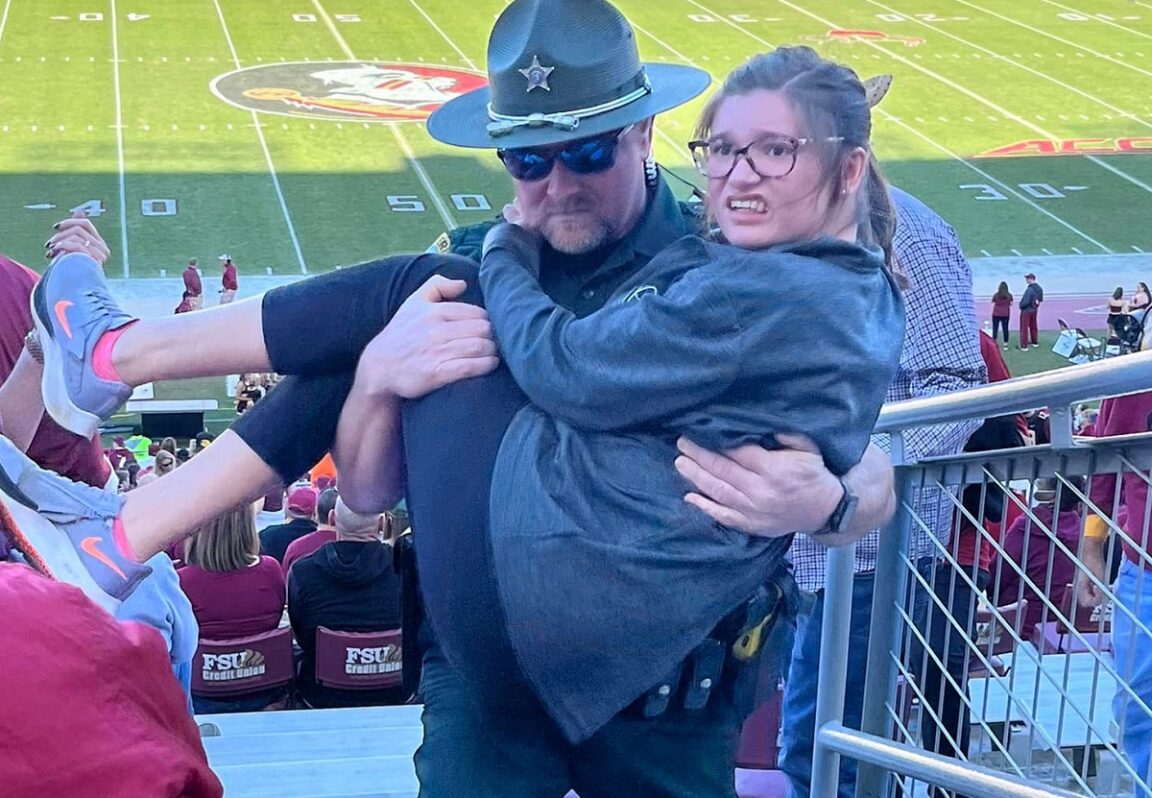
[191,627,294,698]
[315,627,403,690]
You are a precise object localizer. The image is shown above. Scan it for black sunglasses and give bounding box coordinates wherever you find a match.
[497,125,634,182]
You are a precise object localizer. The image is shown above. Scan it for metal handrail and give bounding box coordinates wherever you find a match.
[875,349,1152,434]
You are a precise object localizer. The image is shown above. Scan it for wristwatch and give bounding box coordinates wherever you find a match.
[815,477,859,536]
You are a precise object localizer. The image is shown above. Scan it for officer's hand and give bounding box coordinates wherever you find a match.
[675,434,841,536]
[355,275,499,400]
[45,212,111,264]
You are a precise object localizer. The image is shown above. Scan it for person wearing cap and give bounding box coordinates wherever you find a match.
[258,485,319,564]
[218,254,237,305]
[282,486,340,575]
[1018,272,1043,350]
[1078,388,1152,797]
[182,257,203,311]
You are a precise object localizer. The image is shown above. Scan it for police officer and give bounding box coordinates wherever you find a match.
[331,1,897,795]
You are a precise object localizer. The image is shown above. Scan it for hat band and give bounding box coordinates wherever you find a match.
[486,77,652,138]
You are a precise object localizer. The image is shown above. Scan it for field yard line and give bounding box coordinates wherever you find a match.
[309,0,355,59]
[1039,0,1152,43]
[210,0,307,273]
[109,0,131,278]
[0,0,13,50]
[949,0,1152,81]
[388,123,457,230]
[630,19,698,65]
[866,0,1152,131]
[680,0,1113,252]
[405,0,477,69]
[311,0,457,230]
[774,0,1152,197]
[627,21,713,166]
[879,111,1112,252]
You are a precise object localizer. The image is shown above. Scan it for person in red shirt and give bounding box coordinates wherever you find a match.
[990,281,1013,349]
[0,563,222,798]
[182,257,203,311]
[177,501,287,713]
[995,476,1085,632]
[218,254,238,305]
[282,487,340,576]
[0,252,110,488]
[1078,390,1152,792]
[175,291,196,314]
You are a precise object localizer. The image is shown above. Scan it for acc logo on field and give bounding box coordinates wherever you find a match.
[801,29,924,47]
[210,62,487,122]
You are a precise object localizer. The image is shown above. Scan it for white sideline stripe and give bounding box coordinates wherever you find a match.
[311,0,457,230]
[775,0,1152,198]
[389,123,457,230]
[680,0,1111,252]
[629,20,711,167]
[865,0,1152,136]
[110,0,131,278]
[310,0,355,59]
[0,0,13,51]
[1040,0,1152,43]
[211,0,309,274]
[952,0,1152,81]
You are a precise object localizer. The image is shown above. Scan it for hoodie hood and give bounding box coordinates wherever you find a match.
[314,541,393,587]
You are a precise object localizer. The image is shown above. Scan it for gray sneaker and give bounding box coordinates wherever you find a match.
[0,435,149,613]
[31,253,135,438]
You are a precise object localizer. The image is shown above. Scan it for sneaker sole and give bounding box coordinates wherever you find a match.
[0,481,120,616]
[30,262,103,439]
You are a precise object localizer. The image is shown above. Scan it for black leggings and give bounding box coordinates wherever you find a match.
[991,315,1009,343]
[232,254,528,687]
[233,253,522,483]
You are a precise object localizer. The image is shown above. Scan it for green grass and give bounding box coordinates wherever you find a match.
[999,328,1110,377]
[1,0,1150,278]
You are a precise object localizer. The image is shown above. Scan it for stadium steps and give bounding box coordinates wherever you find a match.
[198,705,789,797]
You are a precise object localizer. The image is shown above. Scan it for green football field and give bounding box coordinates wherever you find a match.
[0,0,1150,280]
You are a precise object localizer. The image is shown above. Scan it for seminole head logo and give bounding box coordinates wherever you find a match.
[210,62,487,122]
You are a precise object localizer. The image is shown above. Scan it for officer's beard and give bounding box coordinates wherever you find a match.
[538,209,615,255]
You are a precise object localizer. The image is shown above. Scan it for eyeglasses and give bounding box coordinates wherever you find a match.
[497,125,634,182]
[687,134,843,179]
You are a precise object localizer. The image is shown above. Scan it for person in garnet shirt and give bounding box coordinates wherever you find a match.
[182,257,203,310]
[178,502,287,713]
[218,254,238,304]
[282,487,340,576]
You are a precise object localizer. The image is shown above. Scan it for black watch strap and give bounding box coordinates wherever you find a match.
[815,476,859,536]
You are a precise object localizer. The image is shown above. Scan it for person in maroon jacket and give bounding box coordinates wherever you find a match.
[1079,390,1152,794]
[182,257,203,310]
[0,563,222,798]
[218,254,238,305]
[0,250,110,488]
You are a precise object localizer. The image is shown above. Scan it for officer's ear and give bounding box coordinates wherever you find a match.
[634,118,655,155]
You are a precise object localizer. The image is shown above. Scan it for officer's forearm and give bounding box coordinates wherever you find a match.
[332,376,405,514]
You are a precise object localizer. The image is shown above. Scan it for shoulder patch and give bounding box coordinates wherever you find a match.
[433,232,452,254]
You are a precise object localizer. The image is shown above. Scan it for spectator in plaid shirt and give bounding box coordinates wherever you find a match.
[778,187,987,798]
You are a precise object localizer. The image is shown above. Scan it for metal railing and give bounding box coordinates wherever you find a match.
[812,348,1152,798]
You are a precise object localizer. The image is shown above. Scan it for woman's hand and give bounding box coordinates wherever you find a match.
[46,212,111,264]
